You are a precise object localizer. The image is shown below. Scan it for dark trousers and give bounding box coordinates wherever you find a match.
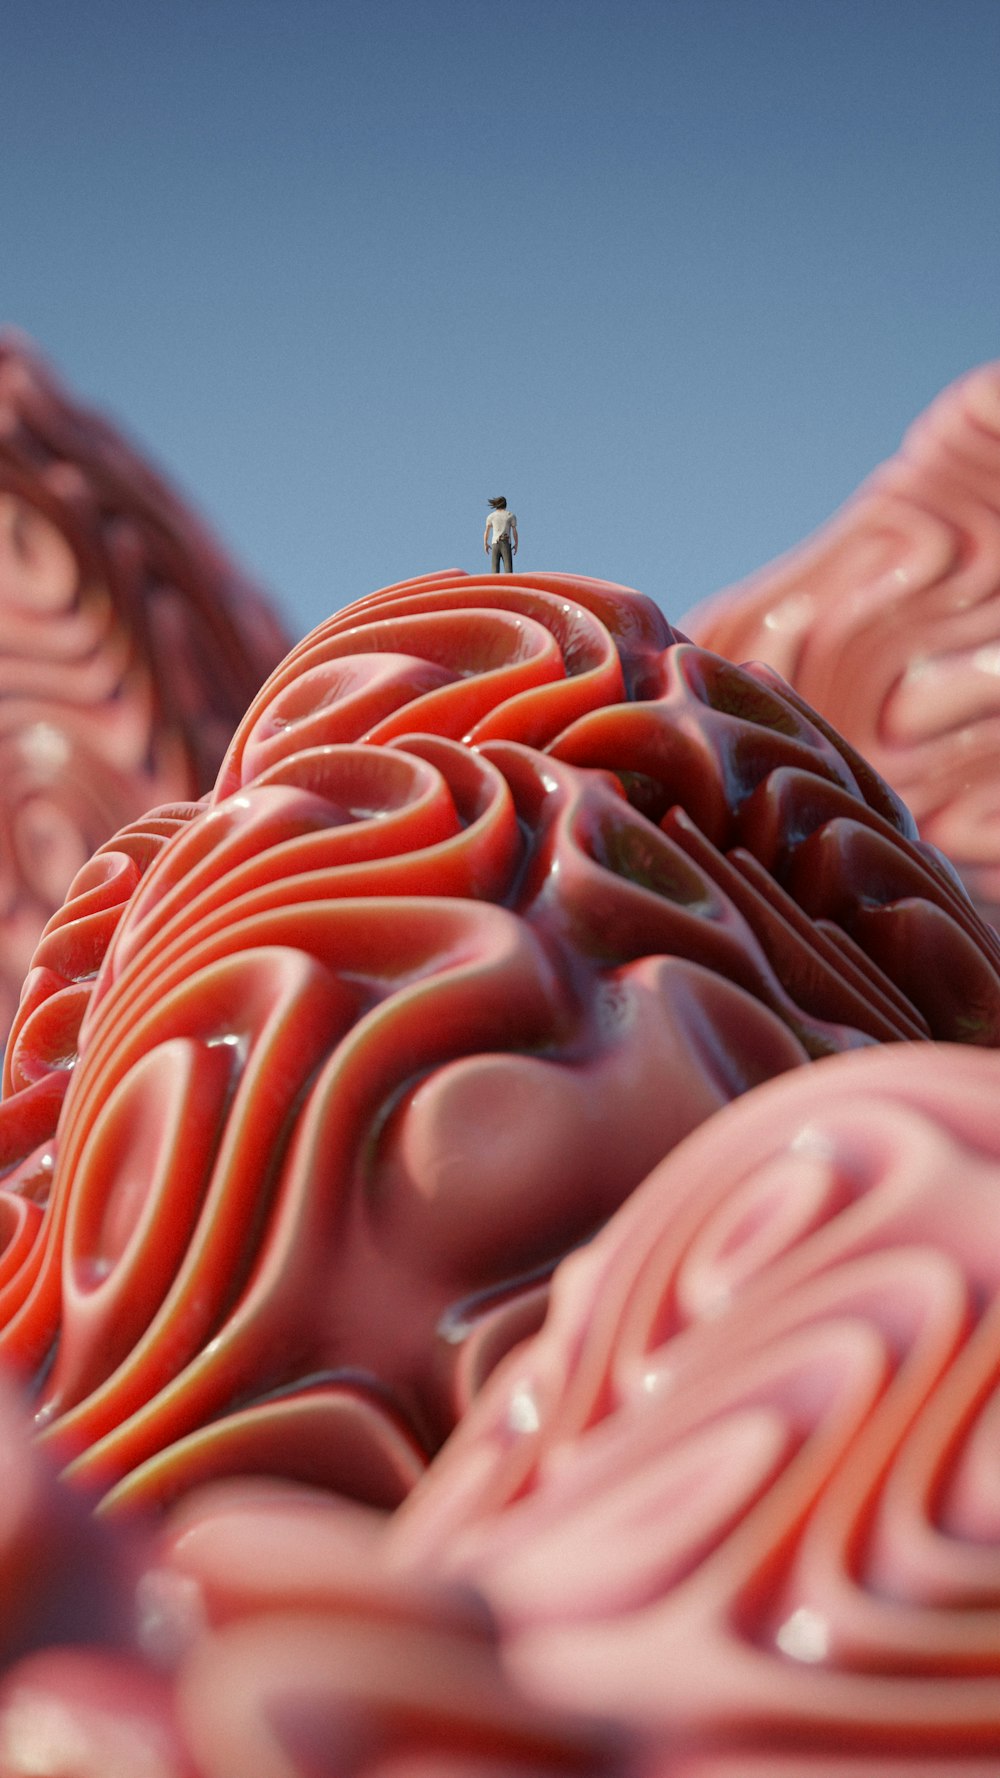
[491,536,513,572]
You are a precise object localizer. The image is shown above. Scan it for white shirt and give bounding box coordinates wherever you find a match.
[486,507,516,542]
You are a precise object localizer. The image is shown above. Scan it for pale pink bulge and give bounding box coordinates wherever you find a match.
[683,361,1000,925]
[393,1046,1000,1765]
[0,336,288,1046]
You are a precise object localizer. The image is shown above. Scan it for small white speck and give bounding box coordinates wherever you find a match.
[763,593,811,635]
[790,1124,836,1161]
[0,1694,92,1776]
[0,1689,178,1778]
[507,1381,541,1434]
[135,1567,206,1666]
[641,1365,671,1396]
[893,567,911,586]
[973,644,1000,676]
[19,722,70,772]
[776,1605,830,1663]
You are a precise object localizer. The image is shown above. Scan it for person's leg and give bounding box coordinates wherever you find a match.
[491,538,502,572]
[500,536,512,573]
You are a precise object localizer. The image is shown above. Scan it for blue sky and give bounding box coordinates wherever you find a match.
[1,0,998,642]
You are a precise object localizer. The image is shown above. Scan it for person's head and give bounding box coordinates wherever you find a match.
[488,496,506,509]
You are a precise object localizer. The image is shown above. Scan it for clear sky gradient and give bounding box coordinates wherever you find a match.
[2,0,998,641]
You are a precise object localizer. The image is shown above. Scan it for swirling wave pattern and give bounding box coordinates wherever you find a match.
[0,1378,625,1778]
[682,360,1000,926]
[394,1044,1000,1767]
[149,1481,629,1778]
[0,571,997,1518]
[0,335,288,1038]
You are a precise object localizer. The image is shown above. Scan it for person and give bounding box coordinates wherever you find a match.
[484,497,518,573]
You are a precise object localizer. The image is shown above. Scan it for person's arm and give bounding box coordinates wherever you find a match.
[483,519,491,553]
[511,516,518,554]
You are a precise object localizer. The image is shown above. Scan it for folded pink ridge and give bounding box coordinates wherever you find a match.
[0,334,289,1041]
[682,361,1000,926]
[0,1386,628,1778]
[393,1042,1000,1768]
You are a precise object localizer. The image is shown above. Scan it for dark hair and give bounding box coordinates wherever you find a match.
[489,495,506,508]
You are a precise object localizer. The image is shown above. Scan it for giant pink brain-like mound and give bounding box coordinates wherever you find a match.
[393,1042,1000,1770]
[0,569,997,1523]
[682,360,1000,927]
[0,334,289,1039]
